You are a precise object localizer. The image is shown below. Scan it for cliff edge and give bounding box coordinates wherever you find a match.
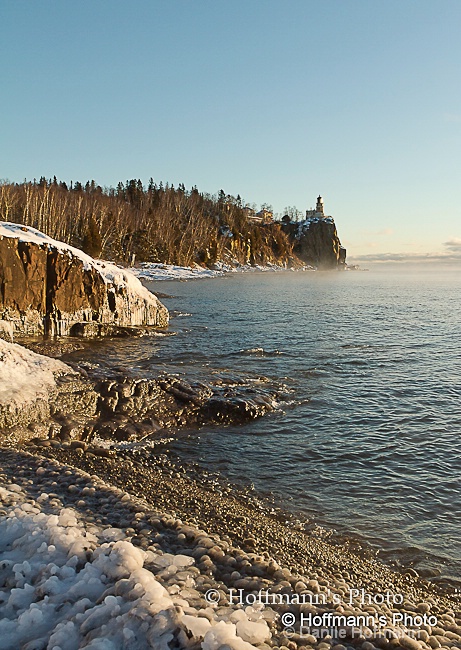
[282,196,346,269]
[0,222,169,336]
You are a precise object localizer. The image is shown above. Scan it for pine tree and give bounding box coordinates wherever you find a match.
[81,216,102,258]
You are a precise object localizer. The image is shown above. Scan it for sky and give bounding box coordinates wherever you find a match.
[1,0,461,264]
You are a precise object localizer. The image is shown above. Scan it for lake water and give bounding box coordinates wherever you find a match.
[79,269,461,584]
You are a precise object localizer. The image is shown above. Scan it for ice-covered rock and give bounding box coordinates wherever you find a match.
[0,485,189,649]
[0,222,168,336]
[0,338,75,428]
[0,481,265,650]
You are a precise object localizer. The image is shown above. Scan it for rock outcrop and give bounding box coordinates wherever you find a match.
[282,217,346,269]
[0,222,168,336]
[0,338,277,444]
[0,338,97,435]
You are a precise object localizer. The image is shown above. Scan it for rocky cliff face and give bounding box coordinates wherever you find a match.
[282,218,346,269]
[0,223,168,336]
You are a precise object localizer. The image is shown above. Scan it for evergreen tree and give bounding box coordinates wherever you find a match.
[81,216,102,258]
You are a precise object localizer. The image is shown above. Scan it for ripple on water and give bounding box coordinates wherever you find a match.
[73,271,461,582]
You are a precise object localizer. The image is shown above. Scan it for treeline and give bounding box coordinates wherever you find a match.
[0,177,295,267]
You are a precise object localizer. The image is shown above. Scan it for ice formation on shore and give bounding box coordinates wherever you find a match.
[1,448,460,650]
[0,480,269,650]
[132,261,308,282]
[0,338,73,408]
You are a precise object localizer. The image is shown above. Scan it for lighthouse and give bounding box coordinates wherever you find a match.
[305,195,327,219]
[316,195,324,215]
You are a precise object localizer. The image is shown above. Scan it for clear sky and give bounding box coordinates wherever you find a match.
[2,0,461,264]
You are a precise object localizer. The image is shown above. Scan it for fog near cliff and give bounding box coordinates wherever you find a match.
[348,257,461,275]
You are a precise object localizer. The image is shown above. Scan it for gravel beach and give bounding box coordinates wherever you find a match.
[1,444,460,650]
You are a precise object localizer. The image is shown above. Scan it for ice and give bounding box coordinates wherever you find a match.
[0,338,74,408]
[182,613,212,638]
[202,620,256,650]
[236,619,271,644]
[0,319,13,342]
[0,480,266,650]
[172,553,195,567]
[93,540,145,578]
[0,484,178,649]
[100,527,126,542]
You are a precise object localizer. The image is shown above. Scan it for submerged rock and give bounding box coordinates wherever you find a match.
[0,222,168,336]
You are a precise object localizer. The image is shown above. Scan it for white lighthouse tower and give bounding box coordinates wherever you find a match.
[316,195,324,215]
[306,195,327,219]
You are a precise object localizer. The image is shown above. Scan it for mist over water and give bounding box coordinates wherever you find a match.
[78,270,461,582]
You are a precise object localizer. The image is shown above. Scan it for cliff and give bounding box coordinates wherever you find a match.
[0,222,169,336]
[282,216,346,269]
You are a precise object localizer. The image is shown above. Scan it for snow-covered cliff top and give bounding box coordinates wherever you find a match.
[293,216,334,238]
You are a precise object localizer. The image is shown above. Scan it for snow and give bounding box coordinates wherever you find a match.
[133,263,226,282]
[0,481,269,649]
[0,338,74,407]
[296,216,335,238]
[0,221,157,306]
[0,320,13,342]
[131,261,311,282]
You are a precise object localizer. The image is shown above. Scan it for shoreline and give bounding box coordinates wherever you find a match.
[18,442,459,596]
[1,274,460,647]
[131,261,317,283]
[1,444,460,649]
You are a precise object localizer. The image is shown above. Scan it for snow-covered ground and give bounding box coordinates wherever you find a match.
[0,465,272,650]
[132,261,314,282]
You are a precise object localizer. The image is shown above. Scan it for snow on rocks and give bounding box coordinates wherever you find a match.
[132,261,311,283]
[0,339,72,407]
[0,338,76,429]
[0,320,13,342]
[132,263,226,282]
[0,222,151,297]
[0,222,168,335]
[0,462,270,650]
[0,449,459,650]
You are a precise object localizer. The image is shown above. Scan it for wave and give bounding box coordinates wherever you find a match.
[237,347,285,357]
[170,310,192,318]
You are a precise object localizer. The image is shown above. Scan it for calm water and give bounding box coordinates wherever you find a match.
[77,270,461,582]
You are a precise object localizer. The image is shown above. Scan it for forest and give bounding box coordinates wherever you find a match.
[0,178,296,268]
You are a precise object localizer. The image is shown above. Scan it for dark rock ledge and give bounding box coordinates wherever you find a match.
[0,352,278,449]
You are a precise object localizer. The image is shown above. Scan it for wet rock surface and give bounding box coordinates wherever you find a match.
[1,348,279,444]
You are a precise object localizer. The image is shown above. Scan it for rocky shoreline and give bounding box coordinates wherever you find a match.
[1,444,460,650]
[1,334,279,448]
[1,228,460,647]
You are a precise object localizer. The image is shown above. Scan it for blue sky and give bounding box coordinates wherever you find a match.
[2,0,461,263]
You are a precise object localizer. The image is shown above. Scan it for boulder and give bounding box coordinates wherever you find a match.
[0,222,168,336]
[0,338,97,433]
